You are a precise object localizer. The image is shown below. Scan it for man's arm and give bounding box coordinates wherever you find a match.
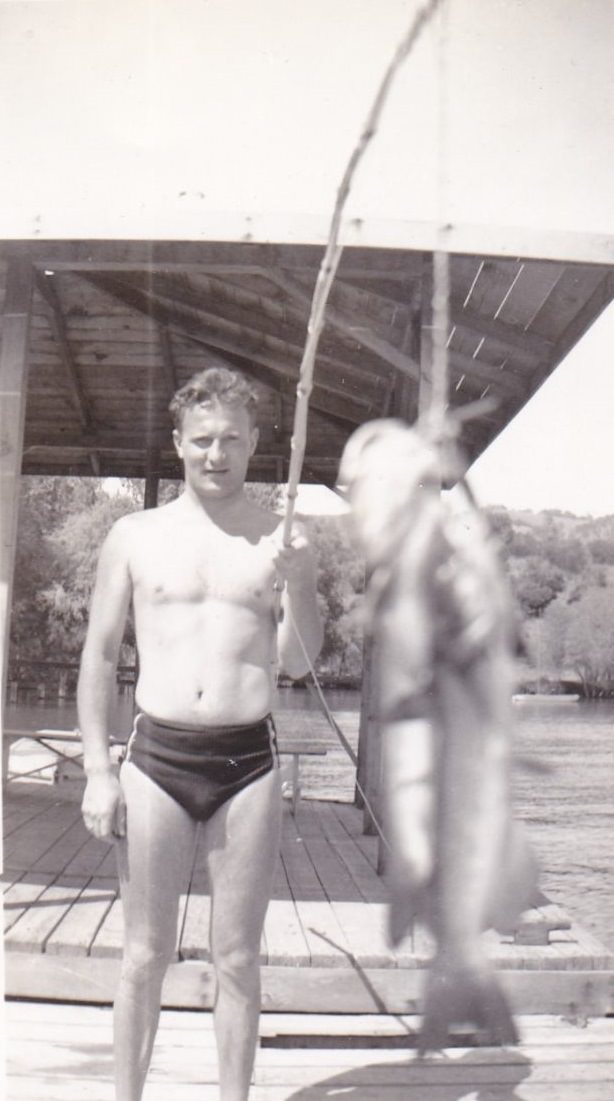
[77,518,133,839]
[272,524,323,679]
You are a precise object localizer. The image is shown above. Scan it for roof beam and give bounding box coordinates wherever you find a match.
[529,271,614,394]
[447,349,527,399]
[34,270,100,475]
[9,238,425,275]
[263,268,420,382]
[97,268,396,384]
[79,272,378,421]
[34,272,92,430]
[449,299,554,359]
[22,435,344,465]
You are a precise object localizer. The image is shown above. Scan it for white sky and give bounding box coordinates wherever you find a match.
[468,301,614,517]
[0,1,613,258]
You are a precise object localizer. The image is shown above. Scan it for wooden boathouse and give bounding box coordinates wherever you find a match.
[2,1,614,1096]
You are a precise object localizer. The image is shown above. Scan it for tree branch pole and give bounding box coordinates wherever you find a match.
[280,0,443,548]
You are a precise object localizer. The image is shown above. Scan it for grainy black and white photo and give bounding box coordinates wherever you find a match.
[1,2,613,1099]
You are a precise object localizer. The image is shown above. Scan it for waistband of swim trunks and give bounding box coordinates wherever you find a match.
[137,711,274,737]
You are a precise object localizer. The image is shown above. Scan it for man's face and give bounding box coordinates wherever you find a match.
[173,399,258,499]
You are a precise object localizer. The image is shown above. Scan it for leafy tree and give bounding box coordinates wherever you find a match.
[38,493,139,657]
[10,477,105,665]
[506,555,566,618]
[244,482,283,512]
[485,507,513,547]
[541,586,614,696]
[304,515,364,683]
[588,537,614,565]
[543,536,587,574]
[507,529,540,558]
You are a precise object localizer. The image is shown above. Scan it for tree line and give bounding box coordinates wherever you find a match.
[488,505,614,696]
[9,477,614,697]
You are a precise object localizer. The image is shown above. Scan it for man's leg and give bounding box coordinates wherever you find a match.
[114,760,198,1101]
[203,765,282,1101]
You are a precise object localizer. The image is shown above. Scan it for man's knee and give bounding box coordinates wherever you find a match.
[212,940,261,994]
[121,937,175,986]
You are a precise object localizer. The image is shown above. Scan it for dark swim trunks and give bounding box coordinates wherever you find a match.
[126,711,279,821]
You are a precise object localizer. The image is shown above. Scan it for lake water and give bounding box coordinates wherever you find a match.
[5,689,613,951]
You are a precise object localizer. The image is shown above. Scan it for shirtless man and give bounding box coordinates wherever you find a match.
[77,367,323,1101]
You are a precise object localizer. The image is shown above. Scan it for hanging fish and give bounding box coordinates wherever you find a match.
[339,418,538,1051]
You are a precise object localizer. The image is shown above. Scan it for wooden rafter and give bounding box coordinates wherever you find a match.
[34,271,100,475]
[98,268,399,384]
[449,299,554,359]
[78,272,380,424]
[529,271,614,394]
[447,349,526,399]
[16,238,427,276]
[262,268,420,382]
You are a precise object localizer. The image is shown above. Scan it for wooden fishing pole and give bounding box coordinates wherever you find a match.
[279,0,443,550]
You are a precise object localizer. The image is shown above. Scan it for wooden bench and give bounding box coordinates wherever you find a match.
[4,729,328,816]
[2,728,126,784]
[277,738,328,816]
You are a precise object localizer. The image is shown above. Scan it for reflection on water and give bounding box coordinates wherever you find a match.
[5,692,136,737]
[5,689,613,948]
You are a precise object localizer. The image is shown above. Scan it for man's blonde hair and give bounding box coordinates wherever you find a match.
[169,367,259,429]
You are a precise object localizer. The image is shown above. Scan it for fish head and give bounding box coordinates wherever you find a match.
[339,419,441,566]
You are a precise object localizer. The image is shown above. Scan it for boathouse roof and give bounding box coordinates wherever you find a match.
[1,241,612,483]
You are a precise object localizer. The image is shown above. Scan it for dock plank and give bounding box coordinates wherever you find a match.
[6,1076,614,1101]
[331,801,381,870]
[89,895,124,958]
[328,900,395,968]
[317,802,388,902]
[3,800,82,868]
[179,889,211,961]
[3,784,613,1018]
[45,876,117,957]
[270,852,292,902]
[3,872,55,932]
[293,899,352,968]
[280,837,325,902]
[302,834,365,902]
[3,794,51,837]
[2,866,26,892]
[30,817,91,875]
[264,899,311,966]
[5,874,87,952]
[95,843,121,877]
[6,1003,614,1101]
[61,834,116,877]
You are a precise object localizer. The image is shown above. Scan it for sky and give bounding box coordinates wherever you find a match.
[467,300,614,518]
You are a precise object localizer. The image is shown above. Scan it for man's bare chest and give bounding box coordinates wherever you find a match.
[131,529,276,609]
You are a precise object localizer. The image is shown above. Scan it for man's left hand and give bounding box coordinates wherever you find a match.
[270,524,313,588]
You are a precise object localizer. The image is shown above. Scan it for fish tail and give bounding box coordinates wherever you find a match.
[419,961,518,1053]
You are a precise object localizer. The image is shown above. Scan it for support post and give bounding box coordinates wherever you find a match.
[355,629,382,841]
[144,447,161,510]
[418,252,435,416]
[1,258,34,782]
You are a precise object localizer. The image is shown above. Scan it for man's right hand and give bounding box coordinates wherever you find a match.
[81,770,126,840]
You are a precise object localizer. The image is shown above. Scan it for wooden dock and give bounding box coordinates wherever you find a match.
[6,1000,614,1100]
[3,778,614,1017]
